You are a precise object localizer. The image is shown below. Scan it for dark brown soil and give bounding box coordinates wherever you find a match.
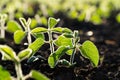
[0,14,120,80]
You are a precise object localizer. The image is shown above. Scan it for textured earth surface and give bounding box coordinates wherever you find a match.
[0,15,120,80]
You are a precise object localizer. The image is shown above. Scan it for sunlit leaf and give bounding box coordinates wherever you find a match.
[116,13,120,23]
[6,21,22,33]
[32,33,45,39]
[0,45,18,61]
[14,30,26,44]
[0,65,11,80]
[40,17,47,26]
[79,40,99,67]
[52,27,72,33]
[48,17,59,29]
[30,19,37,29]
[54,35,73,55]
[78,12,85,21]
[90,13,102,24]
[48,46,69,68]
[31,27,47,33]
[18,49,32,61]
[31,70,49,80]
[28,38,44,56]
[69,10,78,19]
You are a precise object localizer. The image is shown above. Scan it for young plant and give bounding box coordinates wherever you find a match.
[31,17,99,68]
[6,18,32,45]
[0,38,49,80]
[0,14,7,39]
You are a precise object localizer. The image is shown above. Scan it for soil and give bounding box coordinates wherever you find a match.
[0,13,120,80]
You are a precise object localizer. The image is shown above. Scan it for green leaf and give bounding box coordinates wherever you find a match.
[0,65,11,80]
[6,21,22,33]
[28,38,44,56]
[48,17,59,29]
[116,13,120,23]
[0,45,18,61]
[18,49,32,61]
[40,17,47,26]
[31,27,47,33]
[31,70,49,80]
[54,35,73,47]
[30,19,37,29]
[90,13,102,24]
[32,33,45,39]
[48,46,69,68]
[52,27,63,33]
[79,40,99,67]
[52,27,72,33]
[14,30,26,44]
[62,28,73,33]
[54,35,73,55]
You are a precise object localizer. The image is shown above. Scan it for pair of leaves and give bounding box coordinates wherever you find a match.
[31,17,57,32]
[0,38,44,62]
[53,36,99,67]
[48,46,70,68]
[54,35,73,55]
[0,64,49,80]
[0,45,32,62]
[54,35,99,67]
[6,18,33,44]
[6,20,26,44]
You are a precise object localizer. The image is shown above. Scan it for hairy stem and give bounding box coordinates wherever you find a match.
[0,16,5,38]
[15,62,24,80]
[27,26,32,45]
[70,48,76,64]
[70,38,77,64]
[48,29,54,53]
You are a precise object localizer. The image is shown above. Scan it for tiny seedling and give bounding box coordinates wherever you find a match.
[31,17,99,68]
[0,38,49,80]
[6,18,33,45]
[0,14,7,39]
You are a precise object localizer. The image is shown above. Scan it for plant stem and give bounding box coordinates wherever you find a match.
[70,47,76,64]
[0,16,5,38]
[48,29,54,53]
[15,62,24,80]
[70,38,77,64]
[27,26,32,45]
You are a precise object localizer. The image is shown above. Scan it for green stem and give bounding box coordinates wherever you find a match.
[48,29,54,53]
[15,62,24,80]
[70,47,76,64]
[27,26,32,45]
[0,16,5,38]
[70,38,77,64]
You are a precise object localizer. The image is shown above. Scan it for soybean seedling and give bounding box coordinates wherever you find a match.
[0,38,49,80]
[30,17,99,68]
[6,18,32,45]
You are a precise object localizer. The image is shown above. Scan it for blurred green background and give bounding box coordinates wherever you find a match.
[0,0,120,26]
